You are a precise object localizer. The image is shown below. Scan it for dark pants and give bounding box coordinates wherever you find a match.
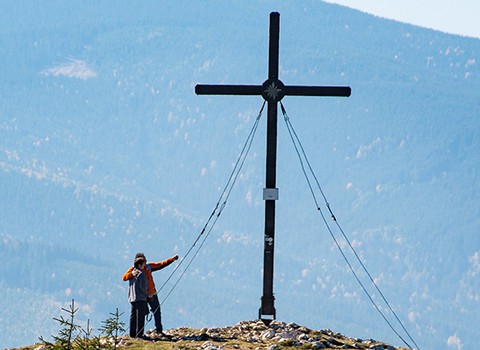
[148,294,163,332]
[129,301,147,338]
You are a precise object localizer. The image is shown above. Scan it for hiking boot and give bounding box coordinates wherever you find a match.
[150,329,162,336]
[154,330,173,339]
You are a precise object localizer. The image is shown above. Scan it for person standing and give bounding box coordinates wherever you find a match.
[123,252,178,336]
[128,256,150,339]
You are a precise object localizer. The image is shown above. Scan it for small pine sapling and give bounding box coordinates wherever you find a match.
[39,299,81,350]
[76,319,101,350]
[99,308,126,349]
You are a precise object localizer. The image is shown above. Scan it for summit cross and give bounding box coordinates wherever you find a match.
[195,12,351,323]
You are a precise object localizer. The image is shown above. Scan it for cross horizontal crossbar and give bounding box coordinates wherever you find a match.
[283,85,351,97]
[195,84,262,96]
[195,84,351,98]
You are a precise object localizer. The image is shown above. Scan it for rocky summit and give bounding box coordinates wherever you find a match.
[16,320,410,350]
[122,320,409,349]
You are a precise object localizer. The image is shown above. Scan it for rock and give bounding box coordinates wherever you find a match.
[267,345,282,350]
[261,329,276,340]
[287,322,300,329]
[253,321,269,331]
[266,321,282,331]
[201,340,222,350]
[298,333,309,341]
[207,327,220,334]
[322,329,334,336]
[327,337,345,346]
[298,326,311,333]
[369,344,385,350]
[277,329,302,340]
[312,341,326,349]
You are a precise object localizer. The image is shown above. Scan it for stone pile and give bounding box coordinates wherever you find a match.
[146,320,407,350]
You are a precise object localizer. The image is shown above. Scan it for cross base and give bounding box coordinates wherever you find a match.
[259,295,276,324]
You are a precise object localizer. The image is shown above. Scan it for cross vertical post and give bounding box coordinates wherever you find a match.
[260,11,280,322]
[195,11,351,324]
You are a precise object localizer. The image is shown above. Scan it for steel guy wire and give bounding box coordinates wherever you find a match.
[280,101,419,350]
[155,101,266,306]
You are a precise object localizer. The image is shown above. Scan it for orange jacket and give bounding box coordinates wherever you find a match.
[122,256,176,295]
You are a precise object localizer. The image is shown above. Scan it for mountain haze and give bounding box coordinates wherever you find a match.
[1,1,479,349]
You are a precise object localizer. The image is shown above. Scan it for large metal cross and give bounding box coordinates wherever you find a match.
[195,12,351,323]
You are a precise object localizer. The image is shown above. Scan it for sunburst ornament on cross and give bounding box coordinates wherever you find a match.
[262,79,286,102]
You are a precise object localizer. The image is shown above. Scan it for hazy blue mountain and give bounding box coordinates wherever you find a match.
[1,1,479,349]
